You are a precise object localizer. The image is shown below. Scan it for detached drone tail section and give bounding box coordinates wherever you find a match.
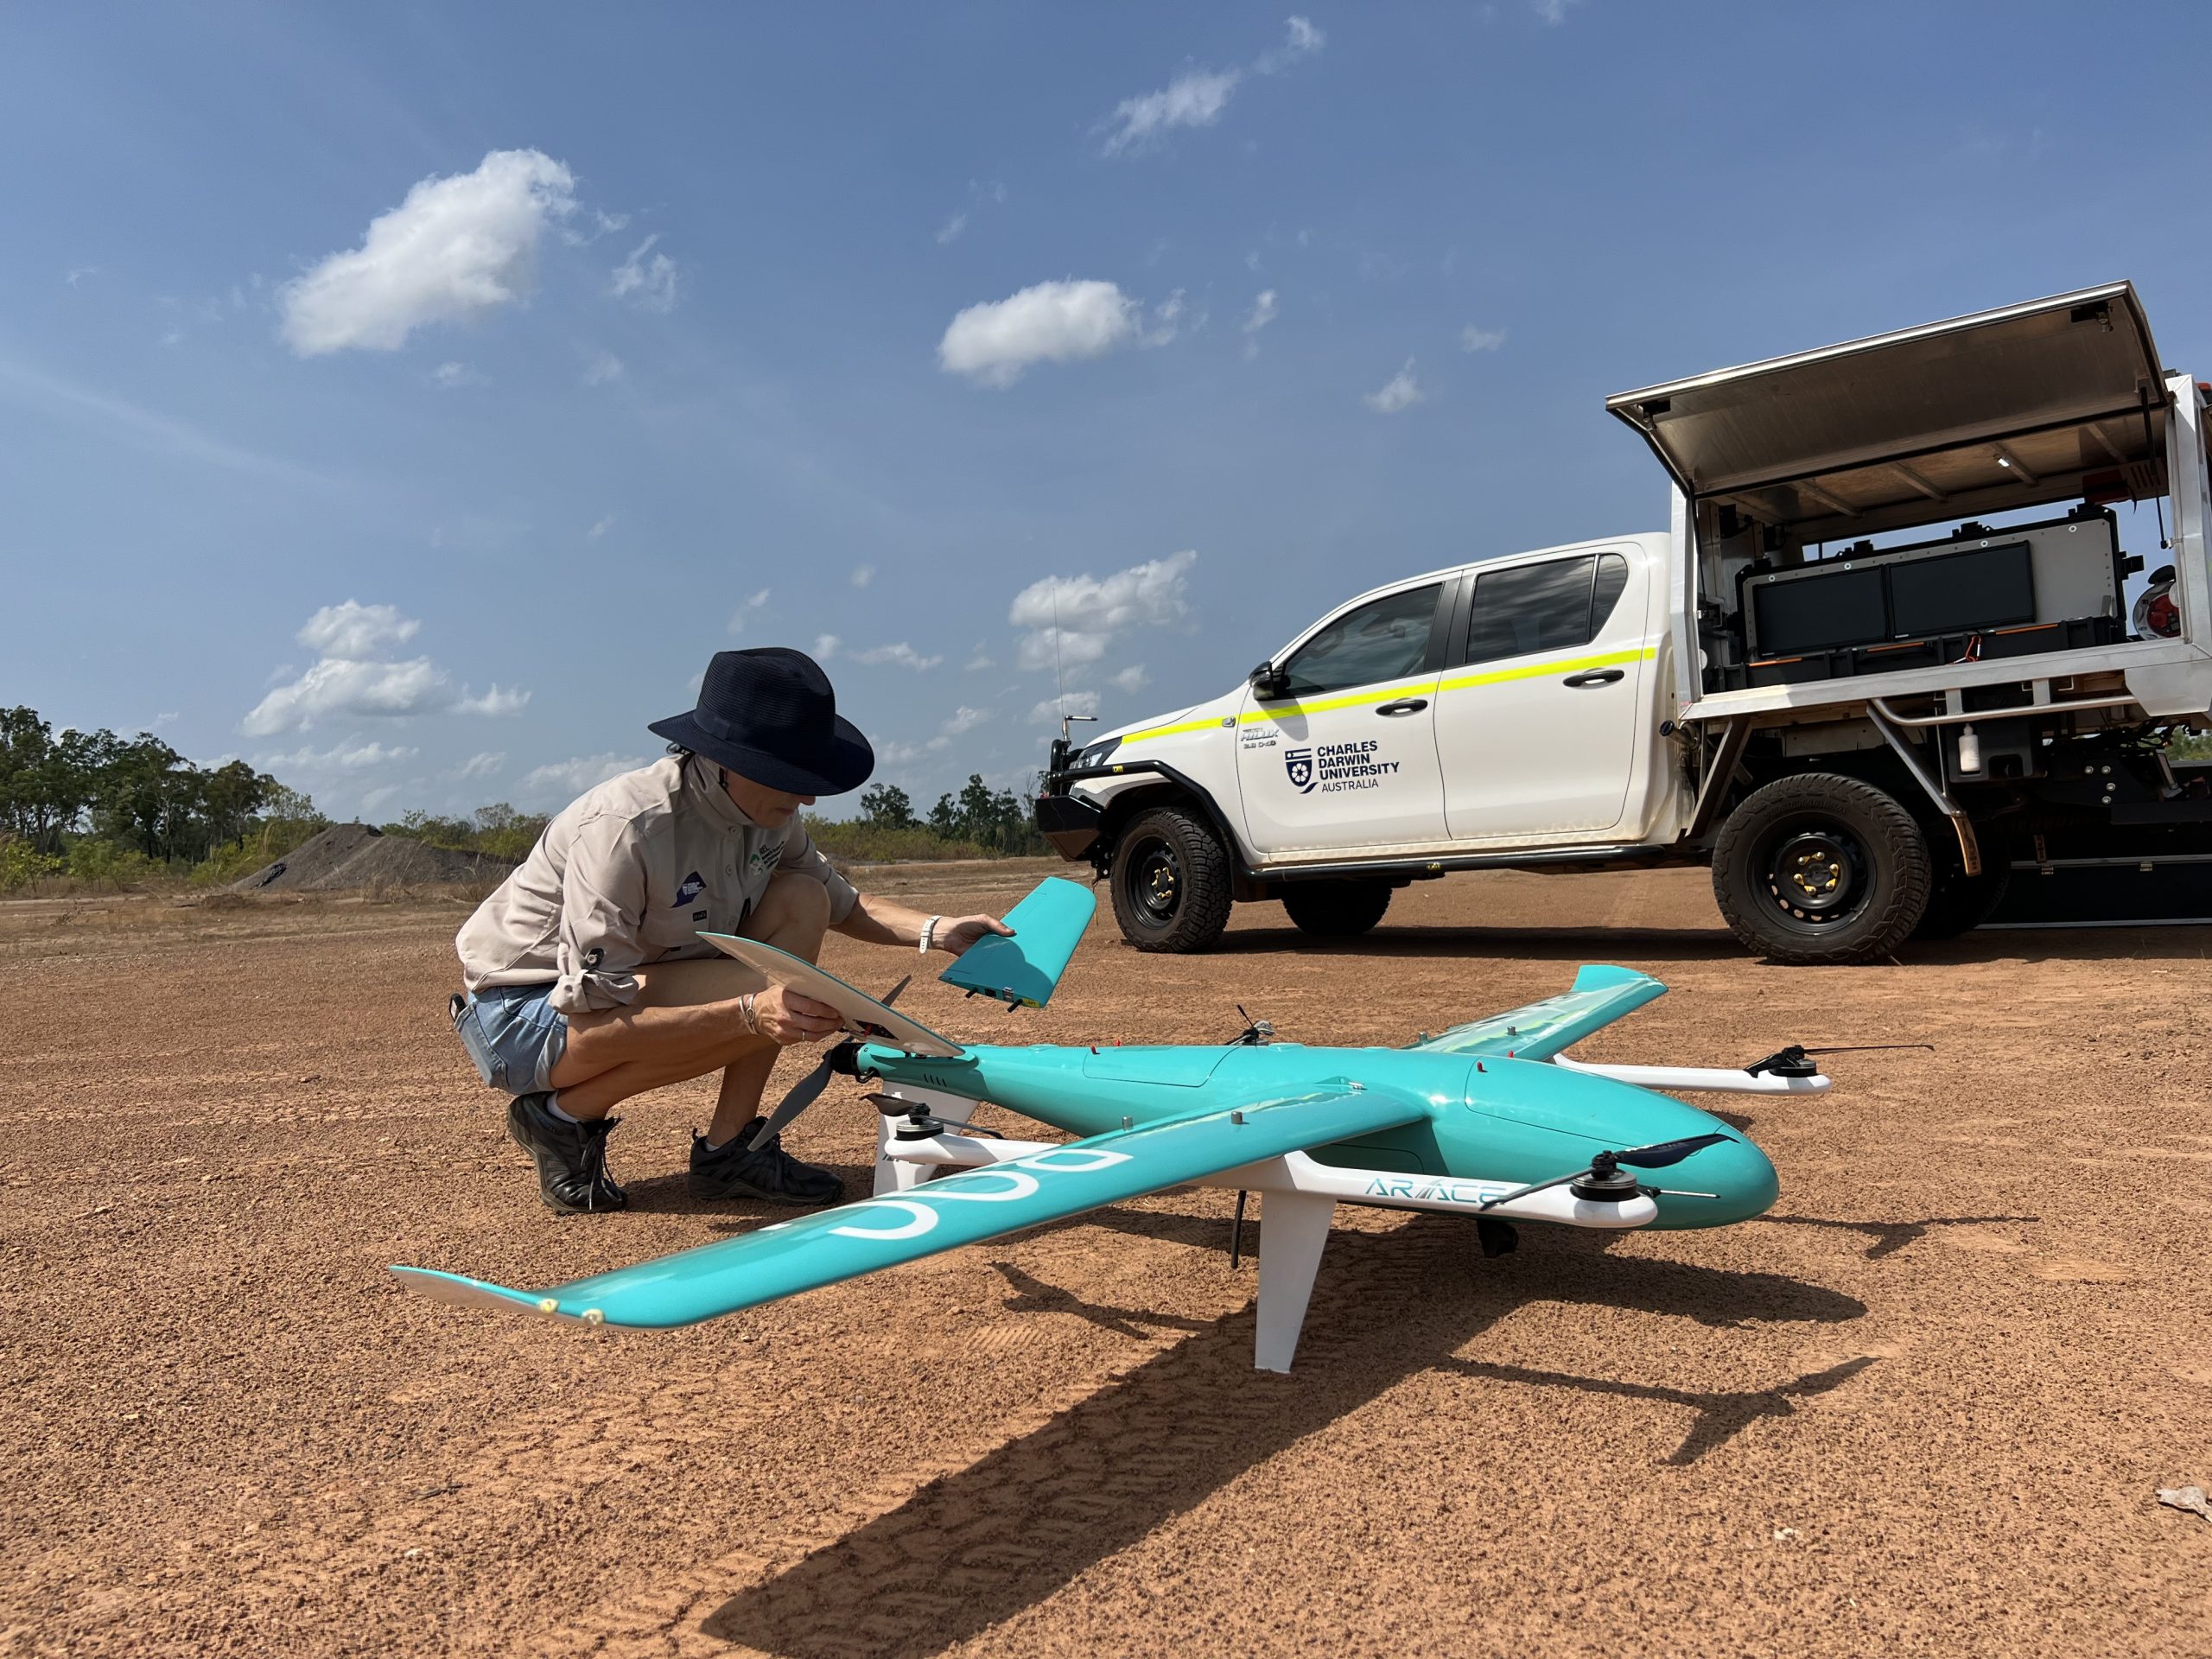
[1410,963,1666,1059]
[938,876,1095,1008]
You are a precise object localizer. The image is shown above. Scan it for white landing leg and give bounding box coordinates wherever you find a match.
[1253,1192,1335,1374]
[870,1086,981,1196]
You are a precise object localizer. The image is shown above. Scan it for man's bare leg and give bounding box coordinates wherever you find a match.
[549,873,835,1122]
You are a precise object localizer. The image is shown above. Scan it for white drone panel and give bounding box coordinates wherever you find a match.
[698,933,966,1058]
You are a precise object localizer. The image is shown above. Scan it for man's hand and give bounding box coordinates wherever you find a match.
[936,913,1014,957]
[751,983,845,1046]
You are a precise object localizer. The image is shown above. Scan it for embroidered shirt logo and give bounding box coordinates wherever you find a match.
[673,871,706,906]
[748,842,784,874]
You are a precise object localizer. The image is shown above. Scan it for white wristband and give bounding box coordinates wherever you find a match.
[919,914,942,955]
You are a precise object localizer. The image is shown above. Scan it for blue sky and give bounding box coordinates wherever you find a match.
[10,1,2212,818]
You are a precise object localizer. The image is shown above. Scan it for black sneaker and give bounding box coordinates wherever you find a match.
[506,1093,628,1214]
[689,1118,845,1205]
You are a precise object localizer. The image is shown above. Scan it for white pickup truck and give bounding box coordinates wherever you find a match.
[1035,283,2212,963]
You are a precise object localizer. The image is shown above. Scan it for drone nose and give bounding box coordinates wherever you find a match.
[1645,1135,1779,1230]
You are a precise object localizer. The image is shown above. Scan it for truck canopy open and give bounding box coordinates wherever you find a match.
[1605,283,2169,543]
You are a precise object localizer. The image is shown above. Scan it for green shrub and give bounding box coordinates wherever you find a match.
[804,818,995,863]
[0,839,65,893]
[66,838,160,891]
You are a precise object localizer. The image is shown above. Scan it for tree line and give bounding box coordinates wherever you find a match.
[0,705,329,888]
[1,703,1048,891]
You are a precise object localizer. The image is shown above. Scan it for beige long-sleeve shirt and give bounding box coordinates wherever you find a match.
[455,754,859,1013]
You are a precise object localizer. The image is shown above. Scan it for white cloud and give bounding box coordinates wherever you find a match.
[360,784,404,814]
[941,706,988,736]
[519,753,648,798]
[1009,550,1198,673]
[1102,69,1241,155]
[1459,325,1506,353]
[1534,0,1585,22]
[455,684,531,716]
[1111,664,1150,693]
[878,741,927,766]
[458,751,505,778]
[1142,289,1192,347]
[1102,20,1324,155]
[431,360,486,388]
[813,633,841,660]
[242,602,531,734]
[608,233,679,312]
[1255,16,1327,73]
[279,149,576,356]
[257,739,420,772]
[932,179,1008,247]
[849,563,876,588]
[1363,358,1425,414]
[582,350,624,386]
[1243,289,1279,359]
[297,600,418,659]
[588,514,615,538]
[855,642,942,671]
[939,279,1142,388]
[746,587,772,608]
[243,658,450,734]
[965,646,996,671]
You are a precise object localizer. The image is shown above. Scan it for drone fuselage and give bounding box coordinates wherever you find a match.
[859,1041,1778,1230]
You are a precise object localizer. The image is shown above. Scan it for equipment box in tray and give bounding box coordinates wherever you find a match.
[1740,510,2128,686]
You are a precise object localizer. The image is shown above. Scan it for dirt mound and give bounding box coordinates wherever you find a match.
[232,823,516,892]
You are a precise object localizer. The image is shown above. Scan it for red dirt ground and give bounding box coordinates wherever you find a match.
[3,867,2208,1656]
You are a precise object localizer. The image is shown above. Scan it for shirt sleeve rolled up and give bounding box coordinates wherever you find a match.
[550,812,652,1013]
[782,821,859,925]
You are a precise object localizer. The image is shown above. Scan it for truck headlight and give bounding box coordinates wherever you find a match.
[1077,736,1122,769]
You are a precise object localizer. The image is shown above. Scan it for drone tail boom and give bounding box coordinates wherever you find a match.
[1410,963,1666,1060]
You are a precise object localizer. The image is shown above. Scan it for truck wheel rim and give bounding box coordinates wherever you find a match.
[1124,836,1181,925]
[1757,823,1868,930]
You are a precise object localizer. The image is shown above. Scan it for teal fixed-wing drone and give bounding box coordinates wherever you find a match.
[396,878,1817,1372]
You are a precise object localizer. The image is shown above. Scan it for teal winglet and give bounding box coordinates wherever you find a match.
[938,876,1096,1008]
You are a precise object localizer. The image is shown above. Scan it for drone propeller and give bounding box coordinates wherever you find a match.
[1475,1131,1731,1211]
[746,974,912,1152]
[1746,1042,1932,1077]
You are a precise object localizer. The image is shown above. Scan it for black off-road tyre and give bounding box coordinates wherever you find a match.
[1281,880,1393,939]
[1109,806,1234,953]
[1712,773,1933,964]
[1912,851,2012,940]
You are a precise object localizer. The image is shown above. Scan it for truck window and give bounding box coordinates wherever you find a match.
[1465,552,1630,664]
[1280,583,1441,696]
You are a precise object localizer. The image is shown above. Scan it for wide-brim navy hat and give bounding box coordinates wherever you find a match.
[649,647,874,797]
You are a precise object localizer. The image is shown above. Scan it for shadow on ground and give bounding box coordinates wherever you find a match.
[699,1218,1867,1659]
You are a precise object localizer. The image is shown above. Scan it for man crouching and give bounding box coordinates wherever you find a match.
[451,647,1008,1213]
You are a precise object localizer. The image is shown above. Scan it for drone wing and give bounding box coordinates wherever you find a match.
[1409,964,1665,1060]
[391,1083,1424,1330]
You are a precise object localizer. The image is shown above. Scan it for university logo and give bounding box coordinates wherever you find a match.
[673,871,705,907]
[1284,747,1316,793]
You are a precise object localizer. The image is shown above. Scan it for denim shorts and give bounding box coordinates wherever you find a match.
[451,982,569,1096]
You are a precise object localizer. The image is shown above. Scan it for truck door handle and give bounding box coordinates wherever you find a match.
[1561,669,1624,688]
[1374,698,1428,716]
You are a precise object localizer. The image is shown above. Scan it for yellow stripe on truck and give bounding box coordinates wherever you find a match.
[1116,645,1656,746]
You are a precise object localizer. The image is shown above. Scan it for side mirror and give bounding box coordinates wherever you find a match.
[1249,661,1287,700]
